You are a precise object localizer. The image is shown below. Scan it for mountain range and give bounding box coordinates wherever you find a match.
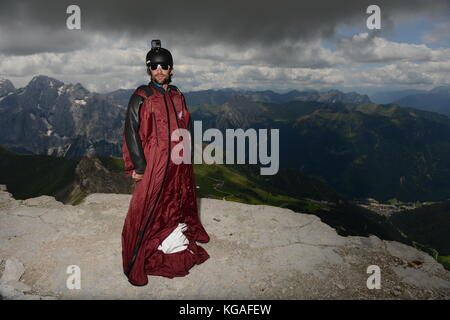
[370,86,450,117]
[190,97,450,201]
[1,75,450,202]
[106,86,372,108]
[0,75,371,157]
[0,76,124,157]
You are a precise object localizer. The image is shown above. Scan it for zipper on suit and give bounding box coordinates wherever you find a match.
[168,92,184,215]
[181,94,194,164]
[168,93,181,129]
[152,112,159,146]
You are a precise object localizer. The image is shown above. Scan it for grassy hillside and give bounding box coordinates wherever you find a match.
[390,201,450,256]
[193,163,331,214]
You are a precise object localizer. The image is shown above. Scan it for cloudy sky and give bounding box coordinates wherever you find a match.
[0,0,449,94]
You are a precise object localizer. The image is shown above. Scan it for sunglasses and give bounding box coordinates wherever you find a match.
[149,64,171,71]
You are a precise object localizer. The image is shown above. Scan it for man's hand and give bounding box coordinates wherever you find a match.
[132,170,144,182]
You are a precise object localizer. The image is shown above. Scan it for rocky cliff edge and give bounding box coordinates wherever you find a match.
[0,185,449,300]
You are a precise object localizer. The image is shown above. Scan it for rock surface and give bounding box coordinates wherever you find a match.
[0,188,449,300]
[0,258,25,284]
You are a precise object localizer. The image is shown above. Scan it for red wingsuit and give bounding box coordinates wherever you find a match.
[121,82,210,286]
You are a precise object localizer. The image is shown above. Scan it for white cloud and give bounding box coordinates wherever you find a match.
[1,32,449,93]
[336,32,433,63]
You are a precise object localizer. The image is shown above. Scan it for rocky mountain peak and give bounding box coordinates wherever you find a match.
[27,75,64,90]
[216,94,266,129]
[318,90,372,104]
[69,83,90,99]
[0,79,16,97]
[226,94,256,107]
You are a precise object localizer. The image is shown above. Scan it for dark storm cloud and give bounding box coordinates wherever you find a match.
[0,0,448,56]
[0,26,92,55]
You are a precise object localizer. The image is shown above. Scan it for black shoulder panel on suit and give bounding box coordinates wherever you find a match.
[136,85,154,97]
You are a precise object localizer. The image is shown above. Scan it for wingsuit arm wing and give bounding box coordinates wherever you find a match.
[124,93,147,174]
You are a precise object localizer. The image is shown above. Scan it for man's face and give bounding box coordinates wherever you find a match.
[150,65,173,85]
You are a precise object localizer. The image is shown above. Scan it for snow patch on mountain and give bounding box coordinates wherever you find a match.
[74,99,87,105]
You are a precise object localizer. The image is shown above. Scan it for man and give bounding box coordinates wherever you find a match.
[121,40,210,286]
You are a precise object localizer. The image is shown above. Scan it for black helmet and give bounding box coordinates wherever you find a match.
[146,40,173,67]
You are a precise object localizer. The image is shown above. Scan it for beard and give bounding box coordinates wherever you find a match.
[152,73,172,85]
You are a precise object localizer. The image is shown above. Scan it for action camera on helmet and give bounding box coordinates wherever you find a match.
[146,39,173,68]
[151,40,161,49]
